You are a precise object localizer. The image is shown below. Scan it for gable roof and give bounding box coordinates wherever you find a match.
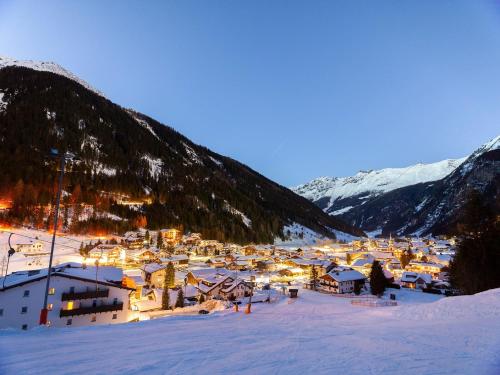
[322,268,366,282]
[0,263,133,291]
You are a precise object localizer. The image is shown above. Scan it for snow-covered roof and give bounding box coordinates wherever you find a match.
[142,263,166,274]
[324,268,366,282]
[351,258,373,267]
[0,262,126,290]
[401,272,432,284]
[221,278,248,293]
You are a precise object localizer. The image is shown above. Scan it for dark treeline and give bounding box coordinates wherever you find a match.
[449,191,500,294]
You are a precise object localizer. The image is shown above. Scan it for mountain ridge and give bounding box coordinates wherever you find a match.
[0,58,364,243]
[294,136,499,237]
[293,157,466,214]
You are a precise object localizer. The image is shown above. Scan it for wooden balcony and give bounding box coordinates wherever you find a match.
[61,289,109,301]
[59,302,123,317]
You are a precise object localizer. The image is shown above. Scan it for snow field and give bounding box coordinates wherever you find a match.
[0,287,498,375]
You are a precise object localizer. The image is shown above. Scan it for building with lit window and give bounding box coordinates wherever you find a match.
[0,263,135,330]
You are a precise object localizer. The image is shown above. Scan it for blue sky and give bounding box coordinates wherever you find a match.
[1,1,499,186]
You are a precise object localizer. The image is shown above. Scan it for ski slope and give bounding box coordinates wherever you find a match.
[1,288,498,375]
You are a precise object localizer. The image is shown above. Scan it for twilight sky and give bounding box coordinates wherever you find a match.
[1,1,499,186]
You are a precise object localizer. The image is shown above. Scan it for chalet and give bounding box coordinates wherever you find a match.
[185,269,232,286]
[126,249,158,263]
[195,274,236,299]
[0,263,134,330]
[242,246,257,256]
[407,261,444,277]
[219,278,252,301]
[124,232,146,249]
[88,244,124,264]
[160,228,182,246]
[122,270,146,301]
[350,256,375,276]
[278,268,304,277]
[14,241,48,256]
[182,233,202,246]
[227,260,249,271]
[198,240,224,256]
[203,258,224,268]
[160,254,189,267]
[318,267,366,294]
[400,272,432,289]
[255,260,276,272]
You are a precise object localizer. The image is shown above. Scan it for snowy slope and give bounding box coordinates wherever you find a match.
[293,157,466,211]
[0,56,103,97]
[1,288,498,375]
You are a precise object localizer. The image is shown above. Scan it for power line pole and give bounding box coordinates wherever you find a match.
[39,152,66,325]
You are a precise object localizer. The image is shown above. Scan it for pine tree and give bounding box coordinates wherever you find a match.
[162,287,170,310]
[353,280,361,295]
[165,262,175,288]
[156,232,163,250]
[161,267,170,310]
[310,265,318,290]
[175,288,184,308]
[346,253,352,265]
[449,191,500,294]
[369,260,386,296]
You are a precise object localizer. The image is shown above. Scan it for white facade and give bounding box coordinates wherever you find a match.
[319,268,366,294]
[0,266,135,330]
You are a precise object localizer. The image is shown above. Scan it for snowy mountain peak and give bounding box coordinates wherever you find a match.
[475,135,500,154]
[0,56,103,97]
[293,157,466,210]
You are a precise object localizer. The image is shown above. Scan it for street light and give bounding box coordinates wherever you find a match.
[1,233,16,289]
[39,149,76,325]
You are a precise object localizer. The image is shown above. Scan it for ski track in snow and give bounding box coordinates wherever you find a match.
[0,288,499,375]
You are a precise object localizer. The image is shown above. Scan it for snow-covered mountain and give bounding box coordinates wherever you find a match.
[0,56,364,243]
[0,56,103,97]
[294,136,499,236]
[293,157,466,215]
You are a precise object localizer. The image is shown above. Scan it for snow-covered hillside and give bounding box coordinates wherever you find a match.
[0,56,103,97]
[1,287,499,375]
[293,157,466,212]
[274,222,358,246]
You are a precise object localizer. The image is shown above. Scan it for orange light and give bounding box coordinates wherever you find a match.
[0,199,12,210]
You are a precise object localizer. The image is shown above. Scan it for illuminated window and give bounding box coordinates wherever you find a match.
[66,319,72,326]
[21,306,27,314]
[66,301,74,310]
[48,288,55,295]
[47,303,54,311]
